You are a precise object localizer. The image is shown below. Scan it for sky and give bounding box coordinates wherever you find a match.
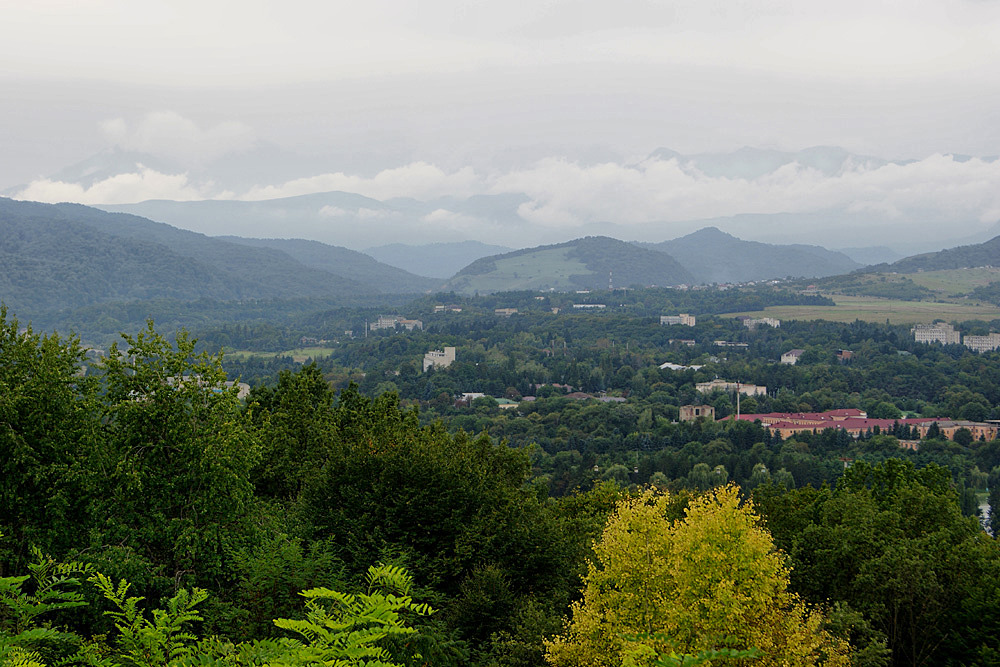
[3,0,1000,249]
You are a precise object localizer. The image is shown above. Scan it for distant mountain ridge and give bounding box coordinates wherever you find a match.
[646,145,889,180]
[0,198,431,319]
[364,241,515,279]
[13,144,996,252]
[644,227,863,283]
[218,236,440,292]
[442,236,694,294]
[99,192,532,250]
[888,235,1000,273]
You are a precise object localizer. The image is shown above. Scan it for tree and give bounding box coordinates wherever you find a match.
[90,323,260,597]
[292,386,611,663]
[0,307,99,569]
[248,363,337,500]
[545,486,849,667]
[755,460,1000,666]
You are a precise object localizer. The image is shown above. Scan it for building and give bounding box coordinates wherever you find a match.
[660,313,696,327]
[573,304,606,309]
[714,340,749,348]
[726,409,999,442]
[495,308,518,317]
[695,379,767,396]
[743,317,780,329]
[679,405,715,422]
[397,318,423,331]
[166,375,250,400]
[423,346,456,372]
[659,361,704,371]
[370,315,423,332]
[964,333,1000,353]
[781,349,805,365]
[912,323,961,345]
[369,315,399,331]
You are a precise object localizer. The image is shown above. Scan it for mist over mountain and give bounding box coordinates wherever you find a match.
[835,246,903,266]
[7,145,994,255]
[364,241,515,279]
[645,145,889,179]
[219,236,440,292]
[644,227,862,283]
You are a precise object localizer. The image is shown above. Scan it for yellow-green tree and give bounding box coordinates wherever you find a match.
[545,485,849,667]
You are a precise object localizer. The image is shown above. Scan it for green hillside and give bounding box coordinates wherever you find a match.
[0,198,374,317]
[646,227,862,283]
[443,236,694,294]
[889,235,1000,272]
[219,236,441,293]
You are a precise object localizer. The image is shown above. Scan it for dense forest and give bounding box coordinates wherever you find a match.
[5,301,1000,666]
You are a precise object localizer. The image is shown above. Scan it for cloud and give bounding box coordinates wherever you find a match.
[420,208,483,231]
[13,148,1000,248]
[319,205,398,220]
[318,205,348,217]
[486,154,1000,239]
[357,208,397,220]
[242,162,482,201]
[101,111,256,164]
[13,166,214,205]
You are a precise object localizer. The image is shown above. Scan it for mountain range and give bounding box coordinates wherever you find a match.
[643,227,862,284]
[364,241,514,279]
[442,236,695,293]
[9,144,995,254]
[0,198,431,318]
[5,196,1000,327]
[885,236,1000,273]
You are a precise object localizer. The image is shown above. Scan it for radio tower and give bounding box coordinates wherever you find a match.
[609,270,613,291]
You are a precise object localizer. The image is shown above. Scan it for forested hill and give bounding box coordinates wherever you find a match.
[644,227,862,283]
[443,236,695,293]
[218,236,441,293]
[0,197,378,315]
[889,234,1000,272]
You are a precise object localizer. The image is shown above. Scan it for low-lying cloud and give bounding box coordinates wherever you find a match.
[243,162,481,201]
[13,151,1000,247]
[13,166,217,205]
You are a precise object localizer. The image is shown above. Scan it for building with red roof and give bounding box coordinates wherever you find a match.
[724,409,997,441]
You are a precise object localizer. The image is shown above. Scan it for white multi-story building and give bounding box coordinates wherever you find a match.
[423,347,456,372]
[695,379,767,396]
[964,333,1000,353]
[660,314,696,326]
[912,323,961,345]
[743,317,780,329]
[370,315,423,332]
[781,349,805,365]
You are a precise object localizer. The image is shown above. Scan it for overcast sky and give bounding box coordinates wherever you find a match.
[3,0,1000,247]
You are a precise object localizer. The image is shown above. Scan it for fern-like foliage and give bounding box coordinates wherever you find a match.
[0,640,47,667]
[2,554,431,667]
[270,563,433,667]
[0,548,95,667]
[89,574,209,667]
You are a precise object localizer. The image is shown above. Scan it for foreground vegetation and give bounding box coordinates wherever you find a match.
[6,303,1000,666]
